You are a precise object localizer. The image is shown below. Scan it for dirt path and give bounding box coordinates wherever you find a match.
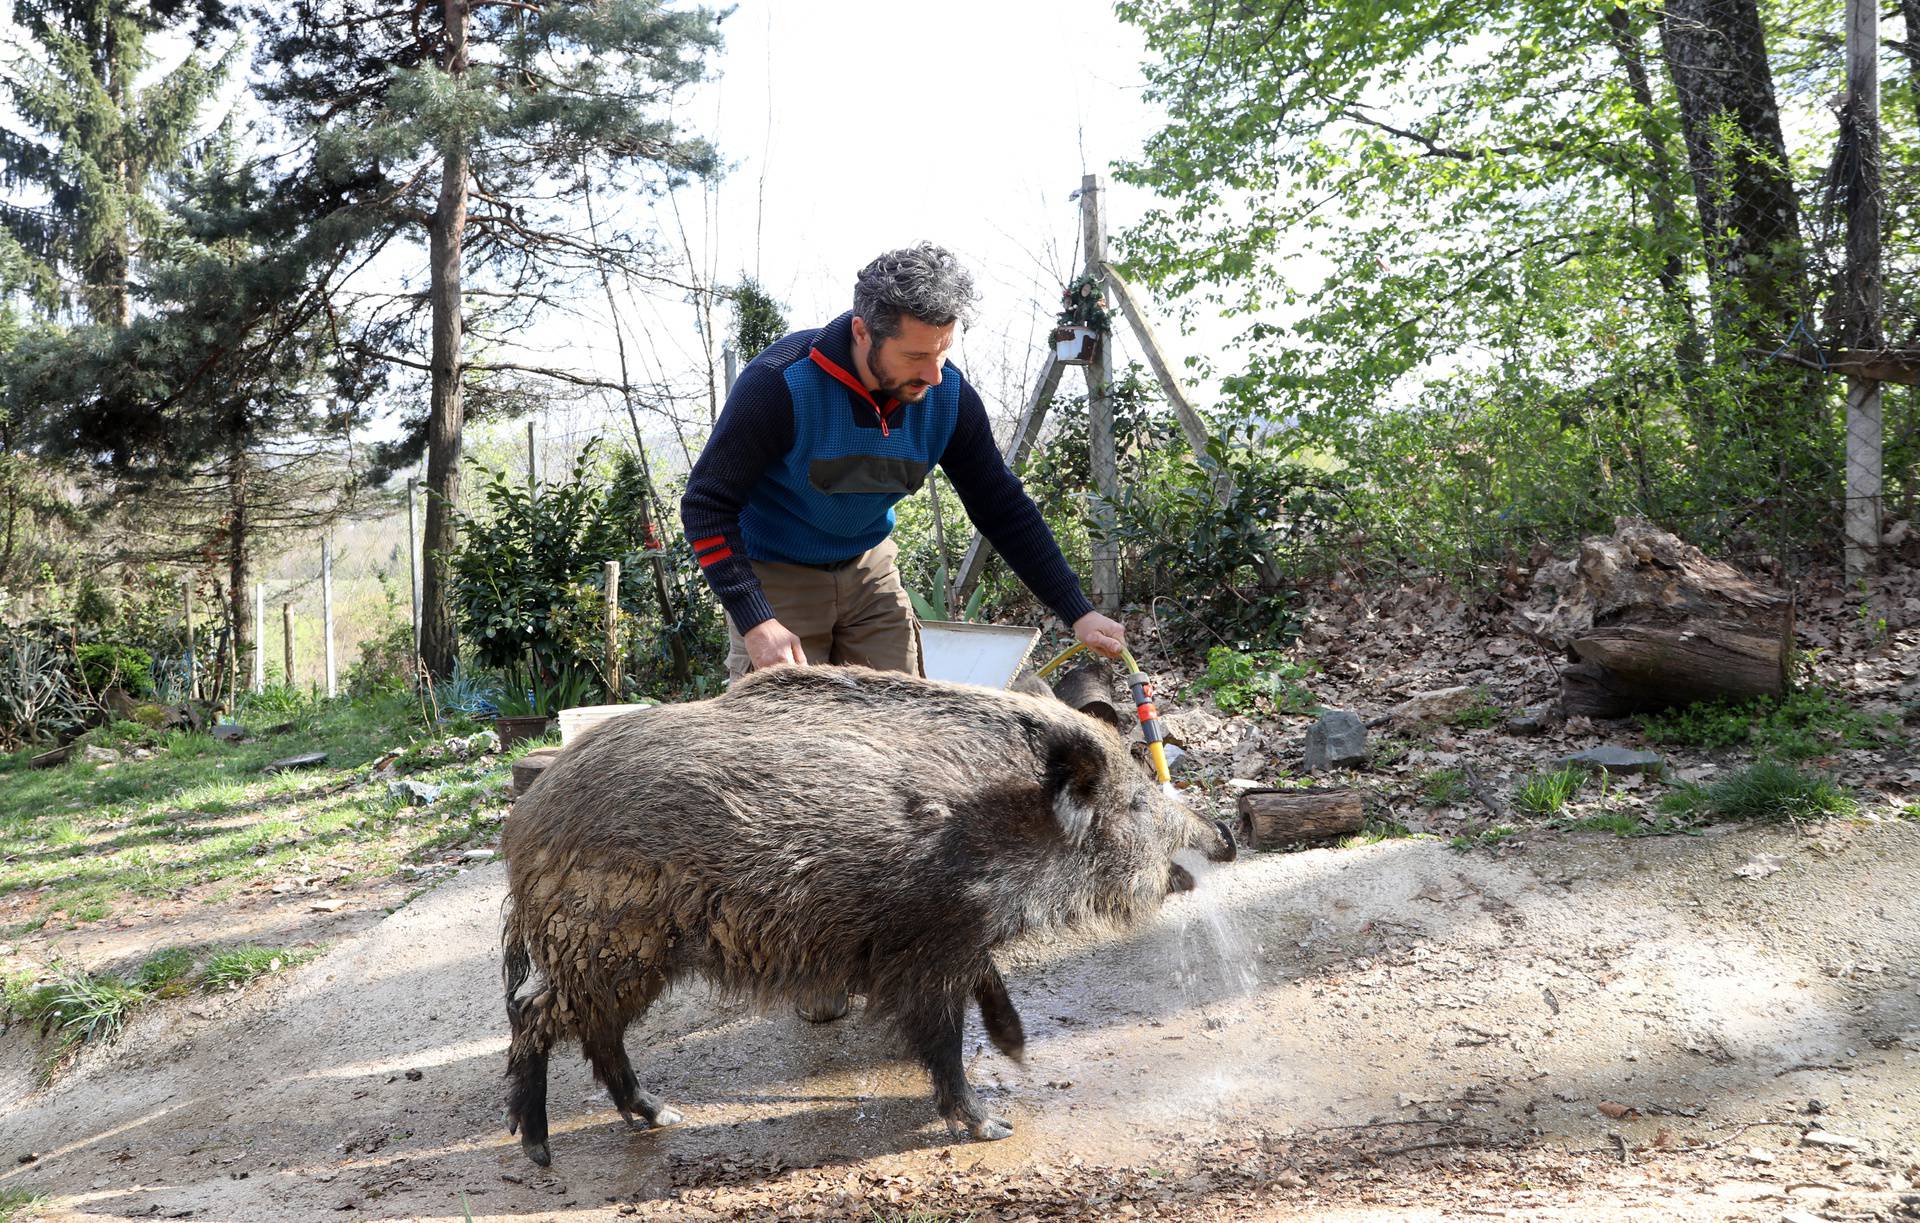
[2,814,1917,1221]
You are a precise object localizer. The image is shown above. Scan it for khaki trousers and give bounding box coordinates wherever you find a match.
[724,537,922,681]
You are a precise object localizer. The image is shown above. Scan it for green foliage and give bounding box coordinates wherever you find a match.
[729,277,789,361]
[0,1187,45,1221]
[1659,761,1856,823]
[10,963,145,1054]
[74,642,154,697]
[1337,817,1422,847]
[1513,765,1585,815]
[1055,272,1113,333]
[134,947,197,998]
[1638,687,1898,761]
[1189,646,1317,717]
[1448,689,1505,730]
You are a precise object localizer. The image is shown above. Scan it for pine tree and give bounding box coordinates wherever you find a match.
[251,0,724,678]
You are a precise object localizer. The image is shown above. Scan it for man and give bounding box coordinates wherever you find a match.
[682,242,1126,685]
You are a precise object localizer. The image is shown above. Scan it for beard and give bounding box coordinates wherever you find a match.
[865,343,932,403]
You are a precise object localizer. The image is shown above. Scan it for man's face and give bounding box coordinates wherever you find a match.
[857,314,955,403]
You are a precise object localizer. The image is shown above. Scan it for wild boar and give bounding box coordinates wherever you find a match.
[500,664,1237,1166]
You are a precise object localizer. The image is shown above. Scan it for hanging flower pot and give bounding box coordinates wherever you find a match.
[1051,323,1100,366]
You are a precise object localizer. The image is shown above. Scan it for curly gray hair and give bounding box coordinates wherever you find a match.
[852,243,979,342]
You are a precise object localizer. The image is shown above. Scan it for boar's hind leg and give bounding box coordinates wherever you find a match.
[505,995,555,1167]
[906,991,1014,1141]
[581,1014,682,1132]
[974,965,1025,1062]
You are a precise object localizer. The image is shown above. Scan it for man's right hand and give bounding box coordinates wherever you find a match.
[744,618,808,670]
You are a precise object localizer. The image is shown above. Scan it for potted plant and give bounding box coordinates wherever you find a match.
[1049,272,1112,366]
[491,655,600,748]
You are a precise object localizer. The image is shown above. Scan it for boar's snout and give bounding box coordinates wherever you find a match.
[1209,817,1238,864]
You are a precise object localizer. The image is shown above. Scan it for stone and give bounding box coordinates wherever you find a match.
[80,744,122,765]
[1160,743,1190,774]
[211,722,249,743]
[309,898,347,913]
[1555,746,1663,775]
[1506,705,1560,736]
[1384,685,1478,729]
[460,849,495,862]
[265,752,329,774]
[1304,710,1369,771]
[388,780,441,806]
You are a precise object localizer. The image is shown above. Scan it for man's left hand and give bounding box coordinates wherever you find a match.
[1072,610,1127,659]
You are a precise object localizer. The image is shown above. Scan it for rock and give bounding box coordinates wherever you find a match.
[388,780,441,806]
[1506,705,1560,736]
[1160,743,1190,774]
[1802,1130,1863,1150]
[80,744,122,765]
[265,752,329,774]
[211,722,249,743]
[460,849,495,862]
[310,898,347,913]
[1555,746,1663,775]
[1383,685,1477,729]
[1223,778,1265,795]
[1303,710,1369,771]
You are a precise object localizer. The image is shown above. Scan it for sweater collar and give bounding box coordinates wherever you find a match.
[809,311,902,436]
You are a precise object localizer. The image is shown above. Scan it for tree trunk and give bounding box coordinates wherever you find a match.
[1605,7,1707,392]
[1659,0,1808,351]
[1517,519,1793,718]
[226,442,253,689]
[1904,0,1920,134]
[419,0,471,681]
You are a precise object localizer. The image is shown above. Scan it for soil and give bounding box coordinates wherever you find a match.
[3,563,1919,1221]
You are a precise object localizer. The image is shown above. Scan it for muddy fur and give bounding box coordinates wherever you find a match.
[500,664,1235,1164]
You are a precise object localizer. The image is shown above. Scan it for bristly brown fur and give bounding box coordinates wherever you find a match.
[500,664,1234,1162]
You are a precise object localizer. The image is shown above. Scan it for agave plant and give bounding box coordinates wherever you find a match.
[0,634,88,749]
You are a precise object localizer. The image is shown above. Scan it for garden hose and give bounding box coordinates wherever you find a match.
[1035,643,1173,786]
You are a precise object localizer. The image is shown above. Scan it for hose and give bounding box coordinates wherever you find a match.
[1034,643,1172,785]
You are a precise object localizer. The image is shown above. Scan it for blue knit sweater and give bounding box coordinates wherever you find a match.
[682,312,1095,635]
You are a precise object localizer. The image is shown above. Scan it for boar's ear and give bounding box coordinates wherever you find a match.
[1042,721,1108,846]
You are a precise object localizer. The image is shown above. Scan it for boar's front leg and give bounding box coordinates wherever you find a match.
[906,989,1014,1141]
[973,964,1025,1063]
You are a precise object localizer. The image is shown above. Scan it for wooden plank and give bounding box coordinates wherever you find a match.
[1103,266,1225,480]
[951,353,1064,604]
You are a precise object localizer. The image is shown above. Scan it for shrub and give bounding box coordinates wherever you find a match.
[1513,765,1584,815]
[0,633,87,749]
[1189,646,1318,716]
[74,642,155,697]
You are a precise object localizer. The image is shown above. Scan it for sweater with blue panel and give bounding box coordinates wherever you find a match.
[682,311,1095,635]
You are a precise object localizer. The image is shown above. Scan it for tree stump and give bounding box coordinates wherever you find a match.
[512,748,563,798]
[1235,788,1364,849]
[1516,519,1792,719]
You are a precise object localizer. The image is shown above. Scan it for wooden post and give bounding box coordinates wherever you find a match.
[723,345,739,397]
[952,353,1065,604]
[406,476,421,675]
[252,583,265,693]
[1843,0,1883,585]
[927,474,953,618]
[282,602,295,689]
[321,537,337,698]
[603,559,622,697]
[527,421,539,503]
[1080,172,1121,613]
[184,580,197,701]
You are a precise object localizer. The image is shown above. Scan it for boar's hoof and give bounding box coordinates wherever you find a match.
[648,1105,683,1128]
[1213,818,1239,862]
[947,1115,1015,1141]
[522,1138,552,1167]
[796,989,849,1023]
[1169,861,1197,893]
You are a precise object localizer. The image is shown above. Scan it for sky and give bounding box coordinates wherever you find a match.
[516,0,1216,462]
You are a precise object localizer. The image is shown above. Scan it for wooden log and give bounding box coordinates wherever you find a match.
[1050,661,1123,729]
[1235,788,1364,849]
[1516,519,1792,719]
[512,747,563,798]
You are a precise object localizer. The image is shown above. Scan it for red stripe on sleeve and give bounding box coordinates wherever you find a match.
[692,534,726,552]
[697,547,734,567]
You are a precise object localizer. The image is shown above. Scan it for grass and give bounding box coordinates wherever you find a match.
[1338,817,1423,848]
[1447,688,1505,730]
[0,687,519,931]
[199,944,316,991]
[1512,765,1585,816]
[1639,686,1901,761]
[0,1188,45,1222]
[1449,824,1518,851]
[1418,767,1470,806]
[134,947,197,997]
[869,1211,976,1223]
[1659,760,1858,823]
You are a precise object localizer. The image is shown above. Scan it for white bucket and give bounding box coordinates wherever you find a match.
[557,702,652,746]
